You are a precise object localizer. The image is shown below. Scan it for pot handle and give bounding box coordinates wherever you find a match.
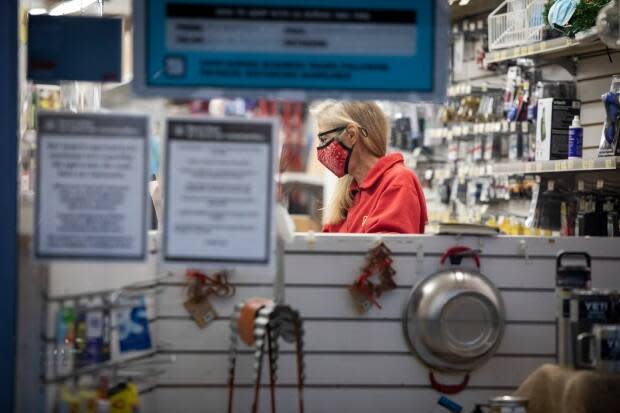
[429,371,470,394]
[440,246,480,269]
[556,251,591,272]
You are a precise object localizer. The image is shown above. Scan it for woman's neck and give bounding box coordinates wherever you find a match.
[350,153,380,186]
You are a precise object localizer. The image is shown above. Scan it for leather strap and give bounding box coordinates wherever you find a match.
[238,297,273,346]
[440,246,481,268]
[429,371,470,395]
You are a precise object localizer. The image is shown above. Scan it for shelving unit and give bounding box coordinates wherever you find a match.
[485,29,605,64]
[431,157,620,180]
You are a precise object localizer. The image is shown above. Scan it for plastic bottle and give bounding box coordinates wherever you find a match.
[568,115,583,159]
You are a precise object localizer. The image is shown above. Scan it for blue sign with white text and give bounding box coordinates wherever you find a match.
[143,0,435,92]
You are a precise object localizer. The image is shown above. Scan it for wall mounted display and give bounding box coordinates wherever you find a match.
[133,0,448,102]
[163,117,276,266]
[35,113,149,260]
[28,15,123,83]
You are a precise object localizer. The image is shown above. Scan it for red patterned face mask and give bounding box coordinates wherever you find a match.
[317,138,353,177]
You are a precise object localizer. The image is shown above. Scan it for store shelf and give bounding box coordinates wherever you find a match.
[432,157,620,180]
[485,29,605,64]
[484,157,619,176]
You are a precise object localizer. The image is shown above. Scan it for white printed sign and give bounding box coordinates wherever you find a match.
[163,117,275,265]
[35,113,149,260]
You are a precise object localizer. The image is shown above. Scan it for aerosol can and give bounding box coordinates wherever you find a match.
[598,75,620,157]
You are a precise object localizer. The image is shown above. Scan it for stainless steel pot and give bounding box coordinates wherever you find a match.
[402,248,505,373]
[488,396,529,413]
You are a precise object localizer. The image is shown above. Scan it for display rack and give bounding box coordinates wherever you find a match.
[485,29,605,64]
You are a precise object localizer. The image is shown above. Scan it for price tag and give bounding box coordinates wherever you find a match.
[560,161,568,171]
[596,179,604,189]
[539,42,547,51]
[583,159,595,169]
[567,159,576,170]
[527,45,535,54]
[554,161,562,172]
[526,163,534,173]
[536,162,543,172]
[578,180,585,192]
[500,51,508,60]
[605,158,615,168]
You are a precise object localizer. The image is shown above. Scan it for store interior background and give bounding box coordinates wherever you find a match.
[8,0,620,412]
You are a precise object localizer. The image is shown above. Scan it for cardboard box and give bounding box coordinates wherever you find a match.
[536,98,581,160]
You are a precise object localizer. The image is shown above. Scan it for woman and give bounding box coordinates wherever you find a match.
[312,100,427,234]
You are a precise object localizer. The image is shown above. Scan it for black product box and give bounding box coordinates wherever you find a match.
[536,98,581,160]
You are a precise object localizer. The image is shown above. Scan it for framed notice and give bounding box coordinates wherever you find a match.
[163,117,276,265]
[133,0,448,102]
[35,113,149,260]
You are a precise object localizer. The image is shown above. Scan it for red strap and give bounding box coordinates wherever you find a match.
[440,246,480,268]
[429,371,470,394]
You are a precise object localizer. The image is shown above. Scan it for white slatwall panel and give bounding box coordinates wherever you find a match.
[150,235,620,413]
[154,387,503,413]
[157,319,555,355]
[157,285,556,321]
[158,353,553,387]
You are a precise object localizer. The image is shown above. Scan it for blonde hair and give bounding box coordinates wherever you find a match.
[310,100,390,225]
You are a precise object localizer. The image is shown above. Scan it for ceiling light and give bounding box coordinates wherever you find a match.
[28,8,47,15]
[50,0,98,16]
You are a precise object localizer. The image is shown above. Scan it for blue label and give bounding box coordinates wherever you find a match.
[144,0,435,92]
[568,126,583,158]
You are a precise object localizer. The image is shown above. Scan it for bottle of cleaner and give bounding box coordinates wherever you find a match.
[568,115,583,159]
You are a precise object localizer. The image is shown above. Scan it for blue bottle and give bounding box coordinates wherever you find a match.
[568,115,583,159]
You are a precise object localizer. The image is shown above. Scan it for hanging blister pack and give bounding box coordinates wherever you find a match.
[55,306,76,376]
[116,295,152,353]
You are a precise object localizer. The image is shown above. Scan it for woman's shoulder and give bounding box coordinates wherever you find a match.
[382,161,420,188]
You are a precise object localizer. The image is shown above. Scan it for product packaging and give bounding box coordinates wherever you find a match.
[74,300,111,369]
[536,98,581,160]
[508,122,524,160]
[108,382,140,413]
[597,89,620,157]
[484,122,502,161]
[116,296,152,353]
[473,134,485,161]
[55,306,76,376]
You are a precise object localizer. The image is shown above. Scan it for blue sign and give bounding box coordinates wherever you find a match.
[133,0,447,101]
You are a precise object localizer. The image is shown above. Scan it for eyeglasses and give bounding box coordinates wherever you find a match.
[317,126,347,144]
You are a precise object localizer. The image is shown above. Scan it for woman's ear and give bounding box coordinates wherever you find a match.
[346,124,359,145]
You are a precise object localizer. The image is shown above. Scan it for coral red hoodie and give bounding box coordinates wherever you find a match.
[323,153,427,234]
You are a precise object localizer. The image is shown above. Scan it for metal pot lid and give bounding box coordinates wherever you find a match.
[489,396,529,406]
[402,268,506,372]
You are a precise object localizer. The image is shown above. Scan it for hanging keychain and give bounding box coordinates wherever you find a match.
[184,270,235,328]
[349,242,397,314]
